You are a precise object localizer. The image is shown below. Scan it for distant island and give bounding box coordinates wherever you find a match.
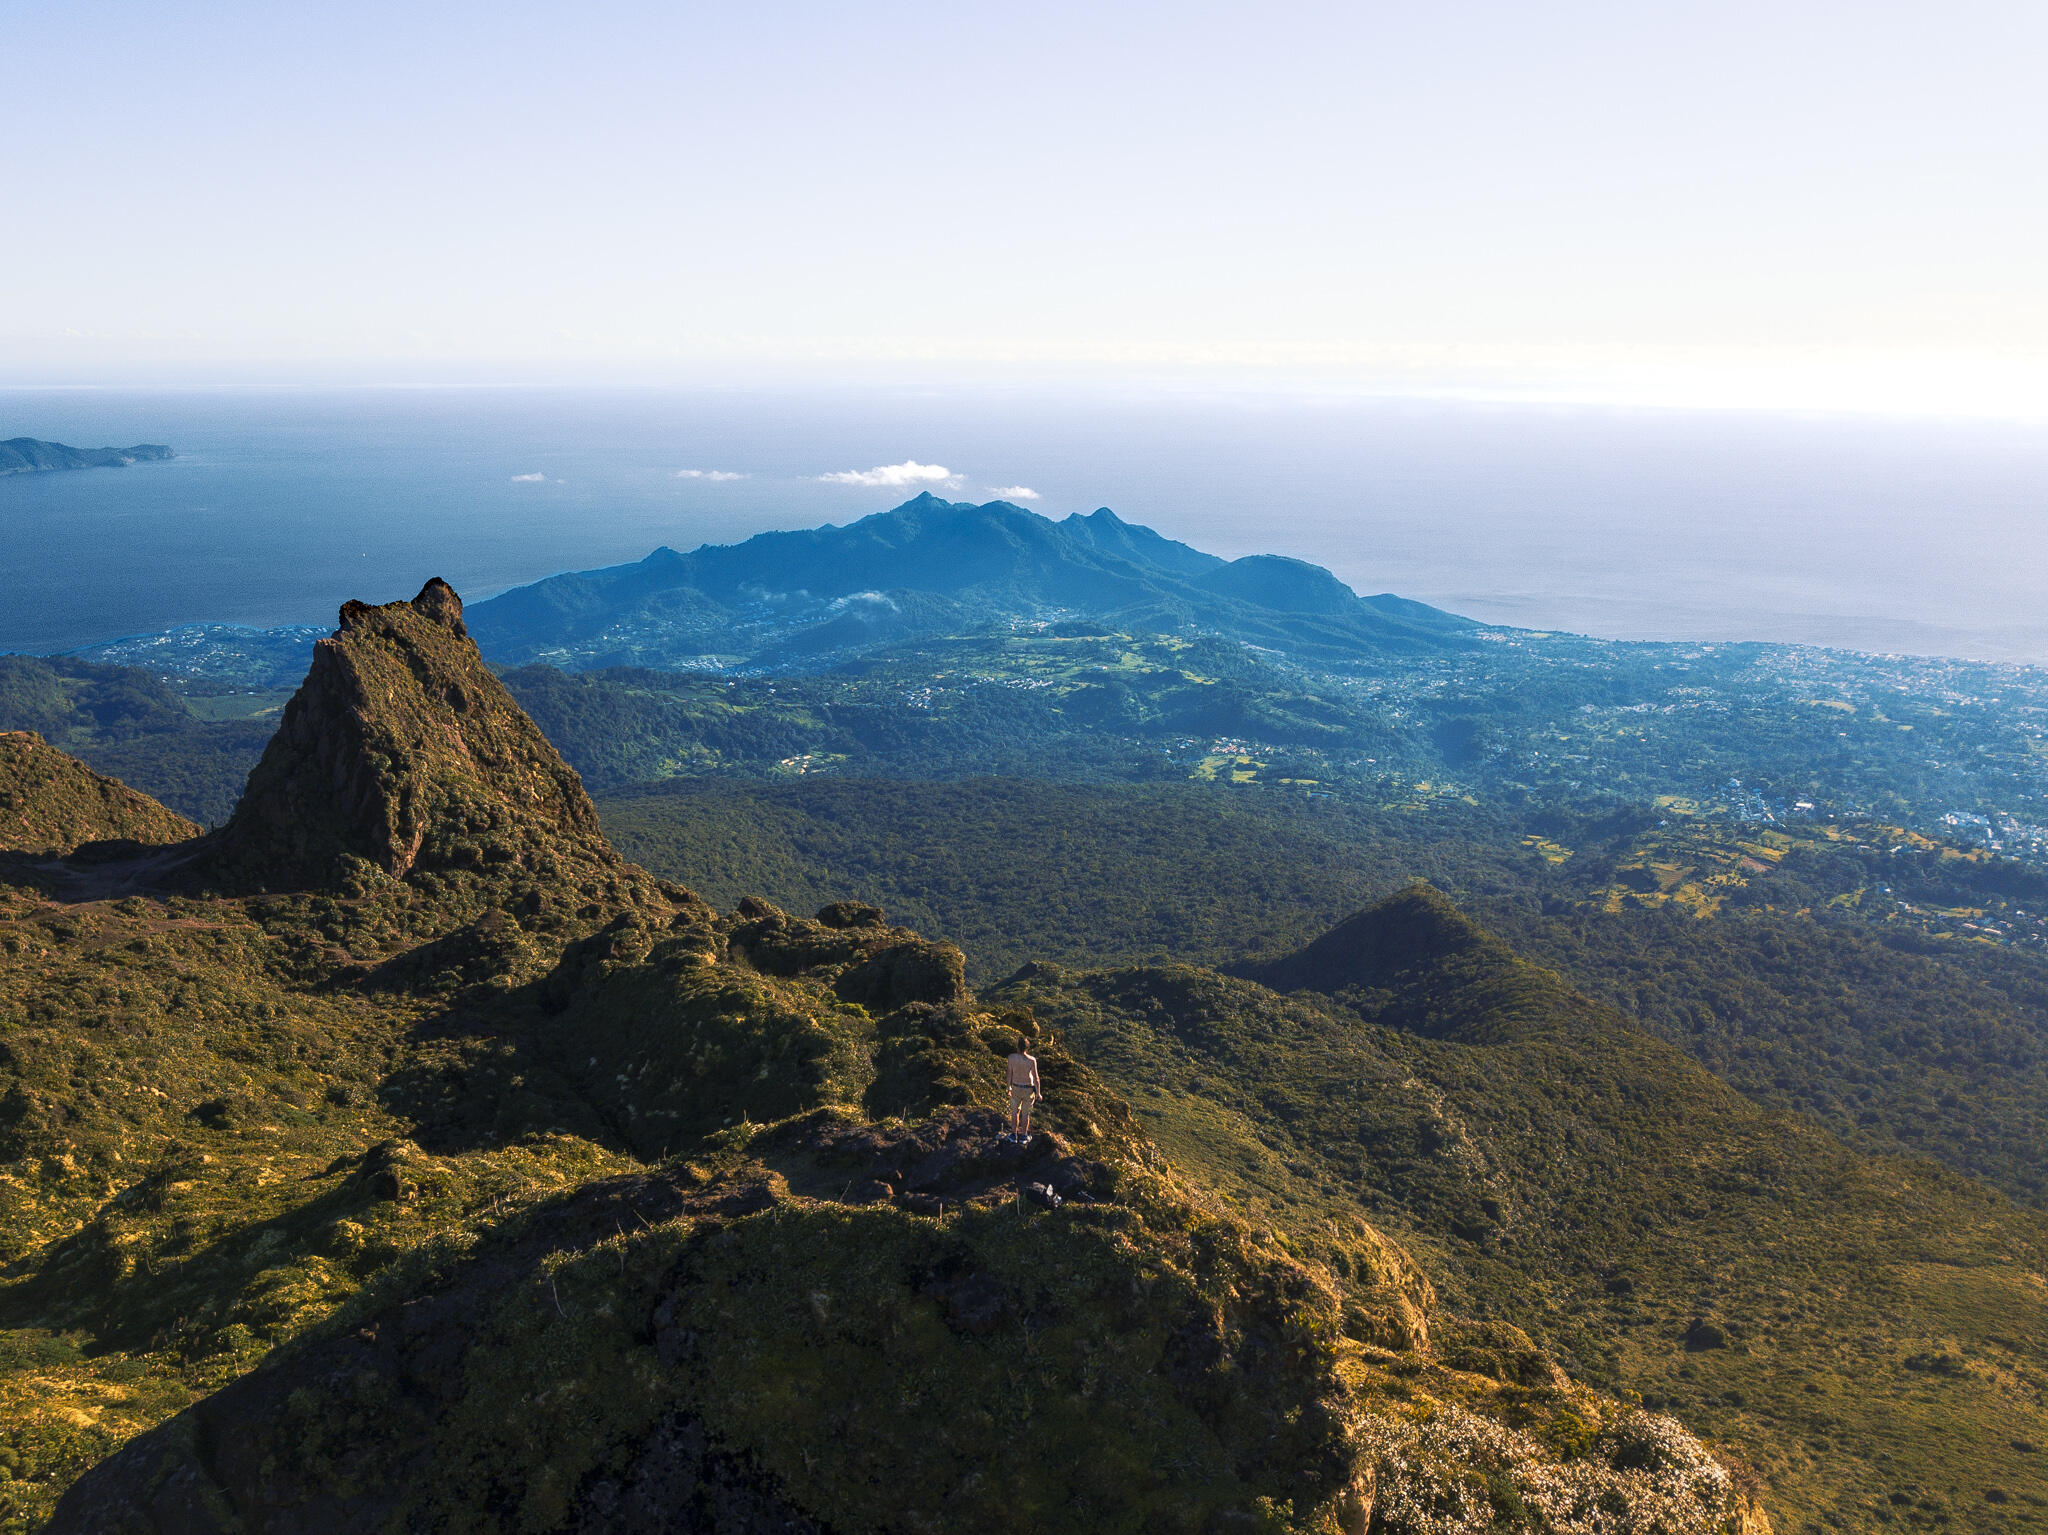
[0,436,174,476]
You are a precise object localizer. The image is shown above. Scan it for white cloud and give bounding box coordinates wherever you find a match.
[818,459,959,488]
[987,485,1040,501]
[829,590,898,614]
[509,471,546,482]
[675,469,746,480]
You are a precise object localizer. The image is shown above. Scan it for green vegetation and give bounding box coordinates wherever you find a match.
[3,583,1762,1535]
[0,732,198,854]
[598,776,2048,1211]
[0,656,268,826]
[465,496,1474,673]
[0,440,172,477]
[28,495,2048,879]
[10,500,2048,1531]
[995,888,2048,1532]
[598,777,1430,976]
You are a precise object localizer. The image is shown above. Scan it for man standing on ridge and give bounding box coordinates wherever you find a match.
[1005,1043,1041,1143]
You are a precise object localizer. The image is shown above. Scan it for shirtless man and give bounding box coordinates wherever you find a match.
[1005,1045,1041,1142]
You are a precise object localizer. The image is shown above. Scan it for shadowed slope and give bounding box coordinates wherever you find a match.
[1233,883,1499,994]
[43,898,1761,1535]
[2,592,1758,1535]
[1231,882,1589,1045]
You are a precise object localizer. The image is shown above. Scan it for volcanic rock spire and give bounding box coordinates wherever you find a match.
[211,579,628,893]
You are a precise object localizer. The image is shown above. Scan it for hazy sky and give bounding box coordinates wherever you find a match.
[7,1,2047,411]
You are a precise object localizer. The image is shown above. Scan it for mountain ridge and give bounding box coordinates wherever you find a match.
[1006,891,2048,1529]
[464,493,1476,672]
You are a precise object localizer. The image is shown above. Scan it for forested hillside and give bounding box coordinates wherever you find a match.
[1000,889,2048,1529]
[600,776,2048,1208]
[0,656,268,826]
[11,634,2048,1210]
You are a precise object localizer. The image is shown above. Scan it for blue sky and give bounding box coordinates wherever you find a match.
[6,1,2046,411]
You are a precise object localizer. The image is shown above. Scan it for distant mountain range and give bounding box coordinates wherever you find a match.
[465,493,1476,671]
[0,437,173,476]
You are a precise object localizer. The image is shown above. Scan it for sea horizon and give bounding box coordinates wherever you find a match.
[5,383,2046,666]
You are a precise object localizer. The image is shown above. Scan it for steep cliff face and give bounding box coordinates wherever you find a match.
[207,580,657,911]
[1,585,1766,1535]
[0,730,199,855]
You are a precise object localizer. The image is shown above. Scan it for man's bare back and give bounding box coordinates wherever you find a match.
[1005,1049,1040,1141]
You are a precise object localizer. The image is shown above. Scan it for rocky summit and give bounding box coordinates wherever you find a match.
[0,583,1766,1534]
[209,580,636,894]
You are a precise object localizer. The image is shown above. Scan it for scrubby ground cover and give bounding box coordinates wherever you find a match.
[599,776,2048,1212]
[997,889,2048,1533]
[0,657,270,828]
[0,732,199,855]
[2,584,1764,1534]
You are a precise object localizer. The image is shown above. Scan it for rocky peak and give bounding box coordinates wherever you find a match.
[210,579,626,890]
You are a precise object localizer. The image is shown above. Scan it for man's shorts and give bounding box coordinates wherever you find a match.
[1008,1084,1035,1115]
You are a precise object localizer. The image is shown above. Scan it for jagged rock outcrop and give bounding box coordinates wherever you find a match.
[0,730,199,855]
[206,580,650,901]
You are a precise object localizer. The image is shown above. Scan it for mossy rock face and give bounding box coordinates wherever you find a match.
[47,1148,1752,1535]
[725,898,968,1012]
[0,731,199,856]
[198,581,689,930]
[1433,1317,1569,1389]
[654,1197,1357,1534]
[815,899,887,931]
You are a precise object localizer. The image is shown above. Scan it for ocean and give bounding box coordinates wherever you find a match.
[3,385,2046,663]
